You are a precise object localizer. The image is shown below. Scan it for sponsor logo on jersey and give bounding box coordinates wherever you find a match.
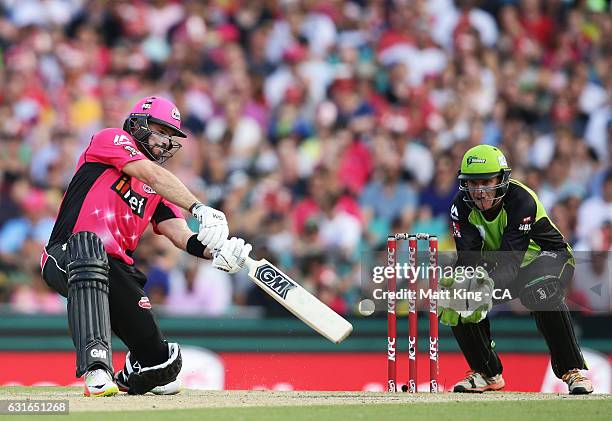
[123,145,139,157]
[466,156,486,166]
[142,184,156,194]
[254,264,297,299]
[519,224,531,232]
[138,296,152,309]
[452,221,461,238]
[540,251,557,259]
[519,216,532,232]
[450,204,459,221]
[114,134,132,146]
[111,176,148,218]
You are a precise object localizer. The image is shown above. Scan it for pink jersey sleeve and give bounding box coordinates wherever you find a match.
[151,198,185,234]
[84,128,147,171]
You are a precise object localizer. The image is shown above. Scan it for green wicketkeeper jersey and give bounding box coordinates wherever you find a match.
[449,179,572,290]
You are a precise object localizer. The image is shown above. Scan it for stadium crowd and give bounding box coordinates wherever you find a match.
[0,0,610,316]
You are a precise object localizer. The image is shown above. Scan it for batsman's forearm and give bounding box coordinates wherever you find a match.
[156,218,213,260]
[147,167,200,212]
[123,159,202,211]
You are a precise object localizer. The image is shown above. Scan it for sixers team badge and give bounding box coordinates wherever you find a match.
[138,297,152,309]
[142,184,156,194]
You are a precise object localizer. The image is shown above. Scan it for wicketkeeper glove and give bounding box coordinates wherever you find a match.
[438,276,461,326]
[437,268,494,326]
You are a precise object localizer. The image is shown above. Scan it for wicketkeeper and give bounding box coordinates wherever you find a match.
[438,144,593,394]
[41,96,251,396]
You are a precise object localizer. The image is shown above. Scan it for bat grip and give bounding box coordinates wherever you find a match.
[244,256,256,270]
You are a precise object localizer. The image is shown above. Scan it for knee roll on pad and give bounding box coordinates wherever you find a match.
[519,275,564,311]
[67,232,109,284]
[66,232,113,377]
[127,343,182,395]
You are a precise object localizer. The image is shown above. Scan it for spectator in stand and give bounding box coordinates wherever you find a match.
[576,170,612,243]
[166,257,233,316]
[420,152,458,218]
[570,223,612,314]
[360,151,418,240]
[0,189,55,260]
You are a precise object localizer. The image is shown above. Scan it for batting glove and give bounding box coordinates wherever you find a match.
[212,237,252,274]
[191,203,229,253]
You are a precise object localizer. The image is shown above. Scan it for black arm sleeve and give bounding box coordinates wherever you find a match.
[488,187,537,290]
[450,192,483,268]
[152,200,178,225]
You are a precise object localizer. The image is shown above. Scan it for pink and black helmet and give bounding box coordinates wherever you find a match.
[123,96,187,164]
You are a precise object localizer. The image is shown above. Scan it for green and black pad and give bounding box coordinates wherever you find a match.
[452,317,503,378]
[533,303,587,378]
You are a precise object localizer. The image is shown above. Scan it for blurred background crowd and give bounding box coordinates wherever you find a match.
[0,0,611,317]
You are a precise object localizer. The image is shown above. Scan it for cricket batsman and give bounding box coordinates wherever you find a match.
[40,96,251,396]
[438,144,593,394]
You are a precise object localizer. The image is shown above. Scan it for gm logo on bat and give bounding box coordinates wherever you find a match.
[255,264,297,299]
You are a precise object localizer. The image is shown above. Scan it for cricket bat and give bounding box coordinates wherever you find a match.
[245,256,353,344]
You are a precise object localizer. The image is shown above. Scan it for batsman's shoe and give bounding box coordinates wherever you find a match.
[116,369,181,395]
[151,378,182,395]
[115,369,130,393]
[453,371,505,393]
[562,369,593,395]
[84,369,119,397]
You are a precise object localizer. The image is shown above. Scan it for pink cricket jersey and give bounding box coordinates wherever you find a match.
[46,128,184,265]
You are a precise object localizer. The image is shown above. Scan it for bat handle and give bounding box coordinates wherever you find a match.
[244,255,256,270]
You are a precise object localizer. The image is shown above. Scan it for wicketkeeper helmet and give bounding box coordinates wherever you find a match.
[458,145,512,208]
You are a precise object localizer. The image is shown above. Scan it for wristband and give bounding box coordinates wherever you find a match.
[189,202,202,214]
[186,234,207,258]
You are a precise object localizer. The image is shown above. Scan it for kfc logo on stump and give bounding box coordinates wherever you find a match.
[138,297,152,309]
